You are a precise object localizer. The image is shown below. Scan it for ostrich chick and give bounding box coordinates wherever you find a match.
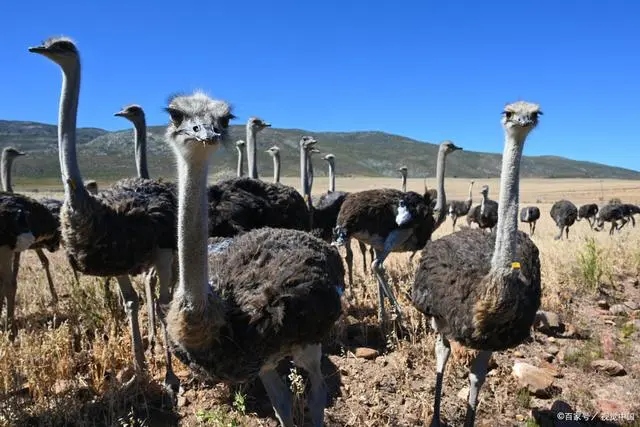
[412,101,542,427]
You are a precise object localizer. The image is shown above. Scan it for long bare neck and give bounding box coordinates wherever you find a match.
[236,147,244,177]
[246,125,258,179]
[300,145,310,204]
[467,181,474,201]
[272,153,280,183]
[480,191,488,214]
[133,118,149,179]
[1,156,14,193]
[307,155,314,193]
[401,173,407,192]
[327,161,335,193]
[433,148,448,225]
[491,135,525,270]
[175,153,212,306]
[59,63,87,205]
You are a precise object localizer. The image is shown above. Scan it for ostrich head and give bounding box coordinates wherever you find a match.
[440,140,462,155]
[266,146,280,156]
[324,154,335,164]
[165,92,234,162]
[3,147,26,160]
[114,104,145,124]
[235,140,245,149]
[398,166,408,176]
[28,36,79,67]
[300,136,318,151]
[501,101,542,141]
[247,117,271,132]
[480,185,489,196]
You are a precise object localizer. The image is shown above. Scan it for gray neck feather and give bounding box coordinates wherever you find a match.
[327,160,335,193]
[491,134,525,270]
[401,173,407,192]
[246,125,258,179]
[467,181,474,204]
[236,146,244,177]
[59,63,87,204]
[1,155,14,193]
[272,152,280,183]
[300,145,310,203]
[480,192,488,215]
[433,147,448,225]
[133,118,149,179]
[307,155,314,193]
[175,153,212,305]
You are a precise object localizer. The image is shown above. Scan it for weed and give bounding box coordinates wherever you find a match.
[516,388,531,409]
[576,237,607,290]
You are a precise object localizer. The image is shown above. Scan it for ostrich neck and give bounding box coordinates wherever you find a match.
[59,65,87,205]
[133,119,149,179]
[273,153,281,183]
[307,155,314,194]
[466,181,474,203]
[236,147,244,177]
[481,192,488,215]
[491,135,525,271]
[401,174,407,192]
[175,154,214,306]
[1,156,14,193]
[246,126,258,179]
[327,161,335,193]
[300,145,312,210]
[433,148,447,225]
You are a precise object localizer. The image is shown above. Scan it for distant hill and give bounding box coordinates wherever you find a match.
[0,119,638,181]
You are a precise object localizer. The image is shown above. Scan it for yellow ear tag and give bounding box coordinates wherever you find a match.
[512,262,521,270]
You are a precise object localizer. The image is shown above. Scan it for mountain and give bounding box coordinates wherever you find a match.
[0,119,638,181]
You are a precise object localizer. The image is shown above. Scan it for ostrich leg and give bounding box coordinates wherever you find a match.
[260,368,294,427]
[116,275,145,374]
[144,270,158,353]
[565,226,570,240]
[293,344,327,427]
[431,319,451,427]
[0,248,16,339]
[344,244,354,296]
[463,351,492,427]
[35,249,58,304]
[531,221,537,236]
[358,241,368,274]
[554,225,563,240]
[371,228,413,322]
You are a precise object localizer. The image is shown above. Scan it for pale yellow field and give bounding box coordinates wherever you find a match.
[1,178,640,426]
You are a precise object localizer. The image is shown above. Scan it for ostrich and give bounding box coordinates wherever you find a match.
[594,204,626,235]
[246,117,270,179]
[619,203,640,228]
[266,146,281,183]
[114,105,149,179]
[412,101,542,427]
[163,92,343,427]
[29,37,179,391]
[577,203,599,229]
[333,141,462,321]
[477,185,498,232]
[550,200,578,240]
[2,147,61,305]
[519,206,541,236]
[235,140,245,177]
[448,180,475,230]
[399,166,408,192]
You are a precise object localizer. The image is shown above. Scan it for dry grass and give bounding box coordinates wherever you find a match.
[1,178,640,426]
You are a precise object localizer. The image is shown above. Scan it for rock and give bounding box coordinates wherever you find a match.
[513,351,524,358]
[457,386,469,401]
[515,414,525,422]
[610,304,629,316]
[354,347,379,360]
[539,360,562,378]
[177,395,190,407]
[547,345,560,355]
[560,323,579,338]
[54,379,73,395]
[534,311,563,335]
[590,359,626,376]
[598,299,610,309]
[601,332,616,359]
[547,336,556,343]
[594,399,631,415]
[604,319,616,326]
[624,300,639,311]
[512,362,558,398]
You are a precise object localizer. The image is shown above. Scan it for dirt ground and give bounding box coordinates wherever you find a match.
[1,178,640,426]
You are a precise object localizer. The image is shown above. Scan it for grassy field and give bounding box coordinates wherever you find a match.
[1,178,640,426]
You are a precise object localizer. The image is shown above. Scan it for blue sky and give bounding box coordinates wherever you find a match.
[2,1,639,171]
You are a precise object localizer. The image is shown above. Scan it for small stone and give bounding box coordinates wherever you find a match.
[513,351,524,358]
[601,332,615,359]
[598,299,610,309]
[623,300,639,311]
[547,336,556,343]
[604,319,616,326]
[547,345,560,355]
[560,323,578,338]
[515,414,525,422]
[512,362,558,398]
[177,395,190,407]
[354,347,379,360]
[610,304,629,316]
[534,311,563,335]
[457,386,469,401]
[54,379,73,395]
[590,359,626,376]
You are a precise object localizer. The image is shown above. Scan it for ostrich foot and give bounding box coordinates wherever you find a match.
[163,370,182,408]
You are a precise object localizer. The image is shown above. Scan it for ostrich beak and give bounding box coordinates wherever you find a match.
[28,46,47,54]
[263,122,272,128]
[114,111,126,117]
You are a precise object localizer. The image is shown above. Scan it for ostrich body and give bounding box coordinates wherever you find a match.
[519,206,540,235]
[30,37,178,387]
[550,199,578,240]
[235,140,245,177]
[466,204,480,227]
[619,203,640,228]
[594,203,626,235]
[2,148,61,306]
[399,166,408,192]
[448,180,475,230]
[164,92,343,427]
[334,141,461,321]
[266,146,281,183]
[412,101,542,427]
[577,203,599,229]
[477,185,498,231]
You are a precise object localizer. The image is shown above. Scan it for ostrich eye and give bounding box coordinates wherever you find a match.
[193,125,200,132]
[503,111,513,120]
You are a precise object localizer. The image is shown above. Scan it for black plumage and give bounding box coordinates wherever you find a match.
[519,206,540,236]
[577,203,599,229]
[594,203,626,235]
[550,199,578,240]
